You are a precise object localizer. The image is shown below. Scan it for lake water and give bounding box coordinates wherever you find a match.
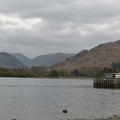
[0,78,120,120]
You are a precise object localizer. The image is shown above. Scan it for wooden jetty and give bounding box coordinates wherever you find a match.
[93,73,120,88]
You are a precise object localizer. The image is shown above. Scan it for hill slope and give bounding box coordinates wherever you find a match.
[32,53,75,67]
[12,53,31,66]
[0,52,25,68]
[12,53,75,67]
[53,40,120,71]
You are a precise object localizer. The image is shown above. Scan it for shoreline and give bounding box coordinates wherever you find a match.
[68,115,120,120]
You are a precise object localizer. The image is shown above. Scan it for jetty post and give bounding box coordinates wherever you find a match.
[93,73,120,88]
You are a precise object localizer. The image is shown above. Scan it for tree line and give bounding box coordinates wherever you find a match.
[0,61,120,78]
[0,66,68,78]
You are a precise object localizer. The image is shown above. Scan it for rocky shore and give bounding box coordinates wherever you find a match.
[11,115,120,120]
[61,115,120,120]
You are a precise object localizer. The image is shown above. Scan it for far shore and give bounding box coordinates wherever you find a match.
[0,76,93,79]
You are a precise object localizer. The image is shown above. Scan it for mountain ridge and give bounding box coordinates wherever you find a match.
[53,40,120,71]
[12,53,31,66]
[1,39,120,69]
[12,52,75,67]
[0,52,26,68]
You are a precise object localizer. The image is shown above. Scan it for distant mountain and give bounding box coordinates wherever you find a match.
[12,53,75,67]
[53,40,120,71]
[12,53,31,66]
[32,53,75,67]
[0,52,25,68]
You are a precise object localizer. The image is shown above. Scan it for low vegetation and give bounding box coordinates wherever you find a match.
[0,66,68,78]
[0,62,120,78]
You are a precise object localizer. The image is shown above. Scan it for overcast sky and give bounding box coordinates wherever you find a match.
[0,0,120,58]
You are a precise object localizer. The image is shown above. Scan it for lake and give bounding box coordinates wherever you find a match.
[0,78,120,120]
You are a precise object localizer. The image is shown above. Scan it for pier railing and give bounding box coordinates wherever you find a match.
[93,78,120,88]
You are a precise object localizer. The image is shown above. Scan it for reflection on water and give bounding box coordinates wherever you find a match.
[0,78,119,120]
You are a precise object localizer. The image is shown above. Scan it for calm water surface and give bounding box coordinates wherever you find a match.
[0,78,120,120]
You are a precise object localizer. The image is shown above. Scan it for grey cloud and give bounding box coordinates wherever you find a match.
[1,0,120,22]
[0,0,120,57]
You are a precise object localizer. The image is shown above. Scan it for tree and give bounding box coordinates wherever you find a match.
[50,70,60,77]
[72,69,79,76]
